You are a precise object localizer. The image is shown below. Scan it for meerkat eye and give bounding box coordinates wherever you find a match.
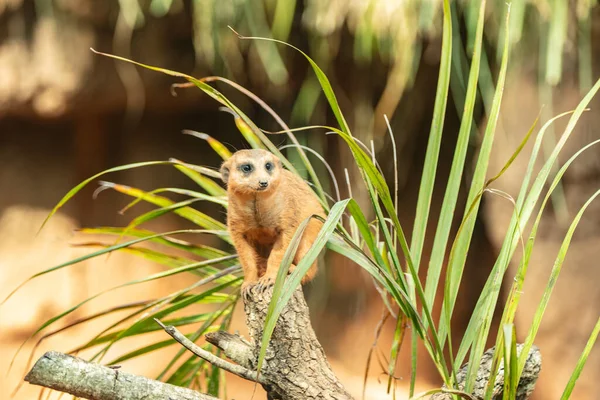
[240,164,253,173]
[265,162,274,172]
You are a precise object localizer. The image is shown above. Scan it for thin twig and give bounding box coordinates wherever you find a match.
[154,318,265,384]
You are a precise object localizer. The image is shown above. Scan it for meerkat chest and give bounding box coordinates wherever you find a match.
[243,195,283,228]
[239,198,283,247]
[236,194,282,231]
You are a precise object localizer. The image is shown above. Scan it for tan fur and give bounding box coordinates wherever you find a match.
[220,149,325,287]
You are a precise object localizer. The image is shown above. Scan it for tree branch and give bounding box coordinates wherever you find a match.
[24,351,218,400]
[154,317,264,383]
[430,344,542,400]
[24,284,542,400]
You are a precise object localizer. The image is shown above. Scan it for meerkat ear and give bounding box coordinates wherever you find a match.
[220,160,231,184]
[277,157,283,168]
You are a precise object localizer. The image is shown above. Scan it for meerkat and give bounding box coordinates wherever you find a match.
[220,149,325,288]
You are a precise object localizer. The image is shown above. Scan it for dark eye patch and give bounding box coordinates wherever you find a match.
[265,162,274,172]
[240,163,254,173]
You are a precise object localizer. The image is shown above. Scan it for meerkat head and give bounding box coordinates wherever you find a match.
[220,149,283,195]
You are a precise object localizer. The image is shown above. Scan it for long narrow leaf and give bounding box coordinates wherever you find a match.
[96,312,225,353]
[485,138,600,399]
[107,337,182,365]
[174,164,227,197]
[256,199,349,375]
[454,110,577,369]
[502,324,518,400]
[518,189,600,375]
[29,256,238,350]
[76,243,238,278]
[79,227,231,261]
[410,0,452,271]
[40,161,178,231]
[119,187,227,213]
[74,242,192,268]
[89,278,240,362]
[182,130,232,160]
[455,76,600,371]
[424,0,486,315]
[326,235,424,337]
[3,229,221,306]
[387,315,408,393]
[228,30,351,135]
[459,5,513,392]
[439,4,512,353]
[90,48,304,183]
[366,179,450,383]
[560,318,600,399]
[102,183,227,232]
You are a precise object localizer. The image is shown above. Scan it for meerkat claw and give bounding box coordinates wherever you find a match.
[257,276,275,292]
[241,282,253,302]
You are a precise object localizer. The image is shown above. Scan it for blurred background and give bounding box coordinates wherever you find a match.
[0,1,599,399]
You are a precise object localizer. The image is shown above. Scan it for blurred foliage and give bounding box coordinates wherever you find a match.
[13,0,595,129]
[143,0,598,126]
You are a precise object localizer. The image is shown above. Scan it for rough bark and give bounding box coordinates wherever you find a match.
[24,351,217,400]
[431,345,541,400]
[206,285,353,400]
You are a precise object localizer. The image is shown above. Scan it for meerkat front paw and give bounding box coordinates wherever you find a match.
[241,281,255,301]
[256,274,277,292]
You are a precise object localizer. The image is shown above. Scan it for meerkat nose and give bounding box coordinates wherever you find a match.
[259,180,268,188]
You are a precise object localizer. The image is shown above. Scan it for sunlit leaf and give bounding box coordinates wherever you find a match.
[102,182,227,233]
[40,161,178,232]
[79,227,232,261]
[119,187,227,213]
[183,130,232,160]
